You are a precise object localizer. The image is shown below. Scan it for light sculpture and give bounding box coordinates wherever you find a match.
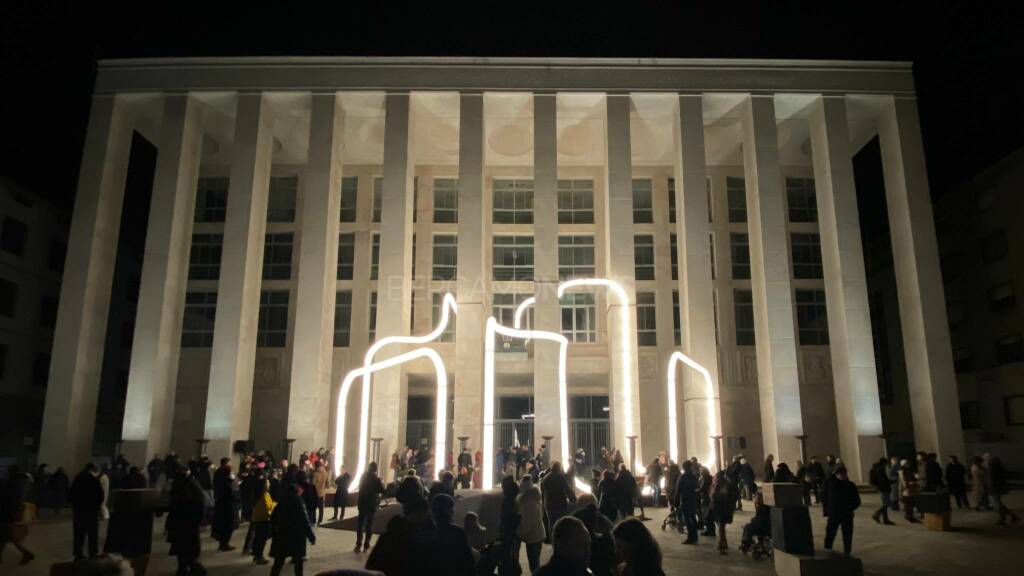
[333,294,457,487]
[666,351,718,469]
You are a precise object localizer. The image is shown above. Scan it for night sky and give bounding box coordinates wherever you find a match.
[1,2,1021,210]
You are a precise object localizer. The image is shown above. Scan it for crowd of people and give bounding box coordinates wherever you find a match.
[0,444,1019,574]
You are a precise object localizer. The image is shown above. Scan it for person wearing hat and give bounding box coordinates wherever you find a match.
[821,465,861,557]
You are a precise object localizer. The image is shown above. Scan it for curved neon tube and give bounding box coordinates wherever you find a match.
[514,278,639,470]
[666,351,718,469]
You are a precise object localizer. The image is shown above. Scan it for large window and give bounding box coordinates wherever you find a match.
[262,233,293,280]
[433,178,459,223]
[727,177,746,223]
[181,291,217,348]
[432,235,458,280]
[791,233,823,279]
[997,333,1022,364]
[786,177,817,223]
[493,235,534,280]
[257,290,289,347]
[668,178,677,224]
[337,233,355,280]
[334,291,352,347]
[0,278,17,318]
[368,291,378,342]
[432,292,456,342]
[636,292,657,346]
[1,217,27,256]
[558,235,595,280]
[730,233,750,280]
[672,290,682,346]
[670,234,679,280]
[561,293,596,343]
[558,179,594,224]
[188,233,223,280]
[632,179,654,223]
[634,235,655,280]
[493,179,534,224]
[493,293,534,353]
[796,289,829,345]
[267,176,297,222]
[340,176,358,222]
[372,177,383,223]
[195,177,229,222]
[370,233,381,280]
[734,289,755,346]
[709,232,717,280]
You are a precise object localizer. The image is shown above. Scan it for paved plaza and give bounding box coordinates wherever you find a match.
[4,492,1021,576]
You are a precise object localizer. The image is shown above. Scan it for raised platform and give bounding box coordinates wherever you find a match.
[774,550,863,576]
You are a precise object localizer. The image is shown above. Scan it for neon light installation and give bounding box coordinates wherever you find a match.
[666,351,718,469]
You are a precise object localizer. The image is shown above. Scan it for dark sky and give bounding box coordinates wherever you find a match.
[1,2,1021,210]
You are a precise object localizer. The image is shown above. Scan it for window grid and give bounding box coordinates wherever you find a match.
[634,235,655,281]
[493,293,534,353]
[730,233,751,280]
[369,292,378,342]
[668,178,676,224]
[267,176,298,223]
[433,178,459,223]
[670,234,679,281]
[636,292,657,347]
[632,179,654,223]
[796,289,830,346]
[786,177,818,223]
[734,289,755,346]
[340,176,358,222]
[195,177,229,223]
[262,233,293,280]
[493,235,535,281]
[493,179,534,224]
[791,233,824,280]
[727,177,747,223]
[337,233,355,280]
[558,235,595,280]
[672,290,682,346]
[257,290,289,347]
[432,234,459,280]
[709,232,717,280]
[561,293,597,343]
[188,233,223,281]
[372,177,383,223]
[334,291,352,347]
[181,291,217,348]
[558,179,595,224]
[370,233,380,281]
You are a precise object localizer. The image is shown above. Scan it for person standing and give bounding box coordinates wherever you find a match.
[311,461,329,525]
[971,456,991,511]
[675,460,699,544]
[645,458,663,508]
[612,517,665,576]
[0,467,36,565]
[541,461,576,540]
[354,462,385,552]
[533,516,592,576]
[69,463,104,560]
[886,456,901,512]
[697,465,715,536]
[806,456,825,504]
[166,471,205,576]
[763,454,775,483]
[597,469,619,521]
[268,483,315,576]
[708,470,739,554]
[868,458,894,525]
[822,466,860,556]
[331,468,351,520]
[250,478,275,565]
[97,465,110,521]
[985,454,1021,526]
[899,460,921,523]
[945,456,969,509]
[430,495,476,576]
[47,467,70,515]
[616,464,637,520]
[146,455,163,488]
[211,458,238,551]
[516,475,545,573]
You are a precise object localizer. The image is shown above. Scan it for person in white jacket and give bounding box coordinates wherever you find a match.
[516,475,545,573]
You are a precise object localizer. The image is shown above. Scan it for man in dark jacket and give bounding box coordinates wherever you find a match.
[674,460,699,544]
[429,494,475,576]
[806,457,825,504]
[69,463,104,560]
[121,466,148,490]
[211,458,238,551]
[868,458,894,525]
[355,462,385,552]
[167,471,205,576]
[541,461,576,537]
[533,516,591,576]
[331,469,351,520]
[945,455,969,509]
[269,485,315,576]
[615,464,637,519]
[985,454,1021,526]
[146,455,163,488]
[763,454,775,483]
[821,466,861,556]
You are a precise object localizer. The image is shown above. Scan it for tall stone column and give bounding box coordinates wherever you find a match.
[741,95,803,465]
[454,93,485,455]
[603,94,643,468]
[877,97,965,459]
[121,94,205,465]
[808,96,885,482]
[286,93,345,452]
[532,93,563,461]
[672,94,722,466]
[38,95,135,472]
[369,93,416,466]
[204,94,275,460]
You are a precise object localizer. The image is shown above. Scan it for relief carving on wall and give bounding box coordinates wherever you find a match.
[254,357,280,389]
[802,350,832,385]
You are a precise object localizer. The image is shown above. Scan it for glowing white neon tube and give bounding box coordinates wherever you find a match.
[666,351,718,469]
[334,347,448,487]
[514,278,640,470]
[334,293,457,486]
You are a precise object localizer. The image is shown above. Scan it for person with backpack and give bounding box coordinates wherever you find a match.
[708,470,739,553]
[869,458,895,525]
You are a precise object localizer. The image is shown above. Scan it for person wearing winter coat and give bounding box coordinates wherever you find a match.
[516,475,545,572]
[47,467,69,515]
[868,458,894,525]
[708,470,739,553]
[268,485,315,576]
[541,461,576,538]
[310,461,330,525]
[821,466,861,556]
[985,454,1021,525]
[886,456,901,512]
[615,465,637,519]
[697,466,715,535]
[970,456,991,511]
[674,460,699,544]
[597,469,619,521]
[69,463,104,560]
[945,455,969,509]
[899,461,921,523]
[0,467,36,565]
[645,458,664,508]
[166,471,206,576]
[249,478,276,565]
[211,458,238,551]
[331,469,351,520]
[354,462,385,552]
[763,454,775,483]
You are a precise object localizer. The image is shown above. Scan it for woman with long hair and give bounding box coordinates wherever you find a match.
[612,517,665,576]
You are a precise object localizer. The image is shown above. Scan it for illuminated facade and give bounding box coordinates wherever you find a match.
[37,57,964,483]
